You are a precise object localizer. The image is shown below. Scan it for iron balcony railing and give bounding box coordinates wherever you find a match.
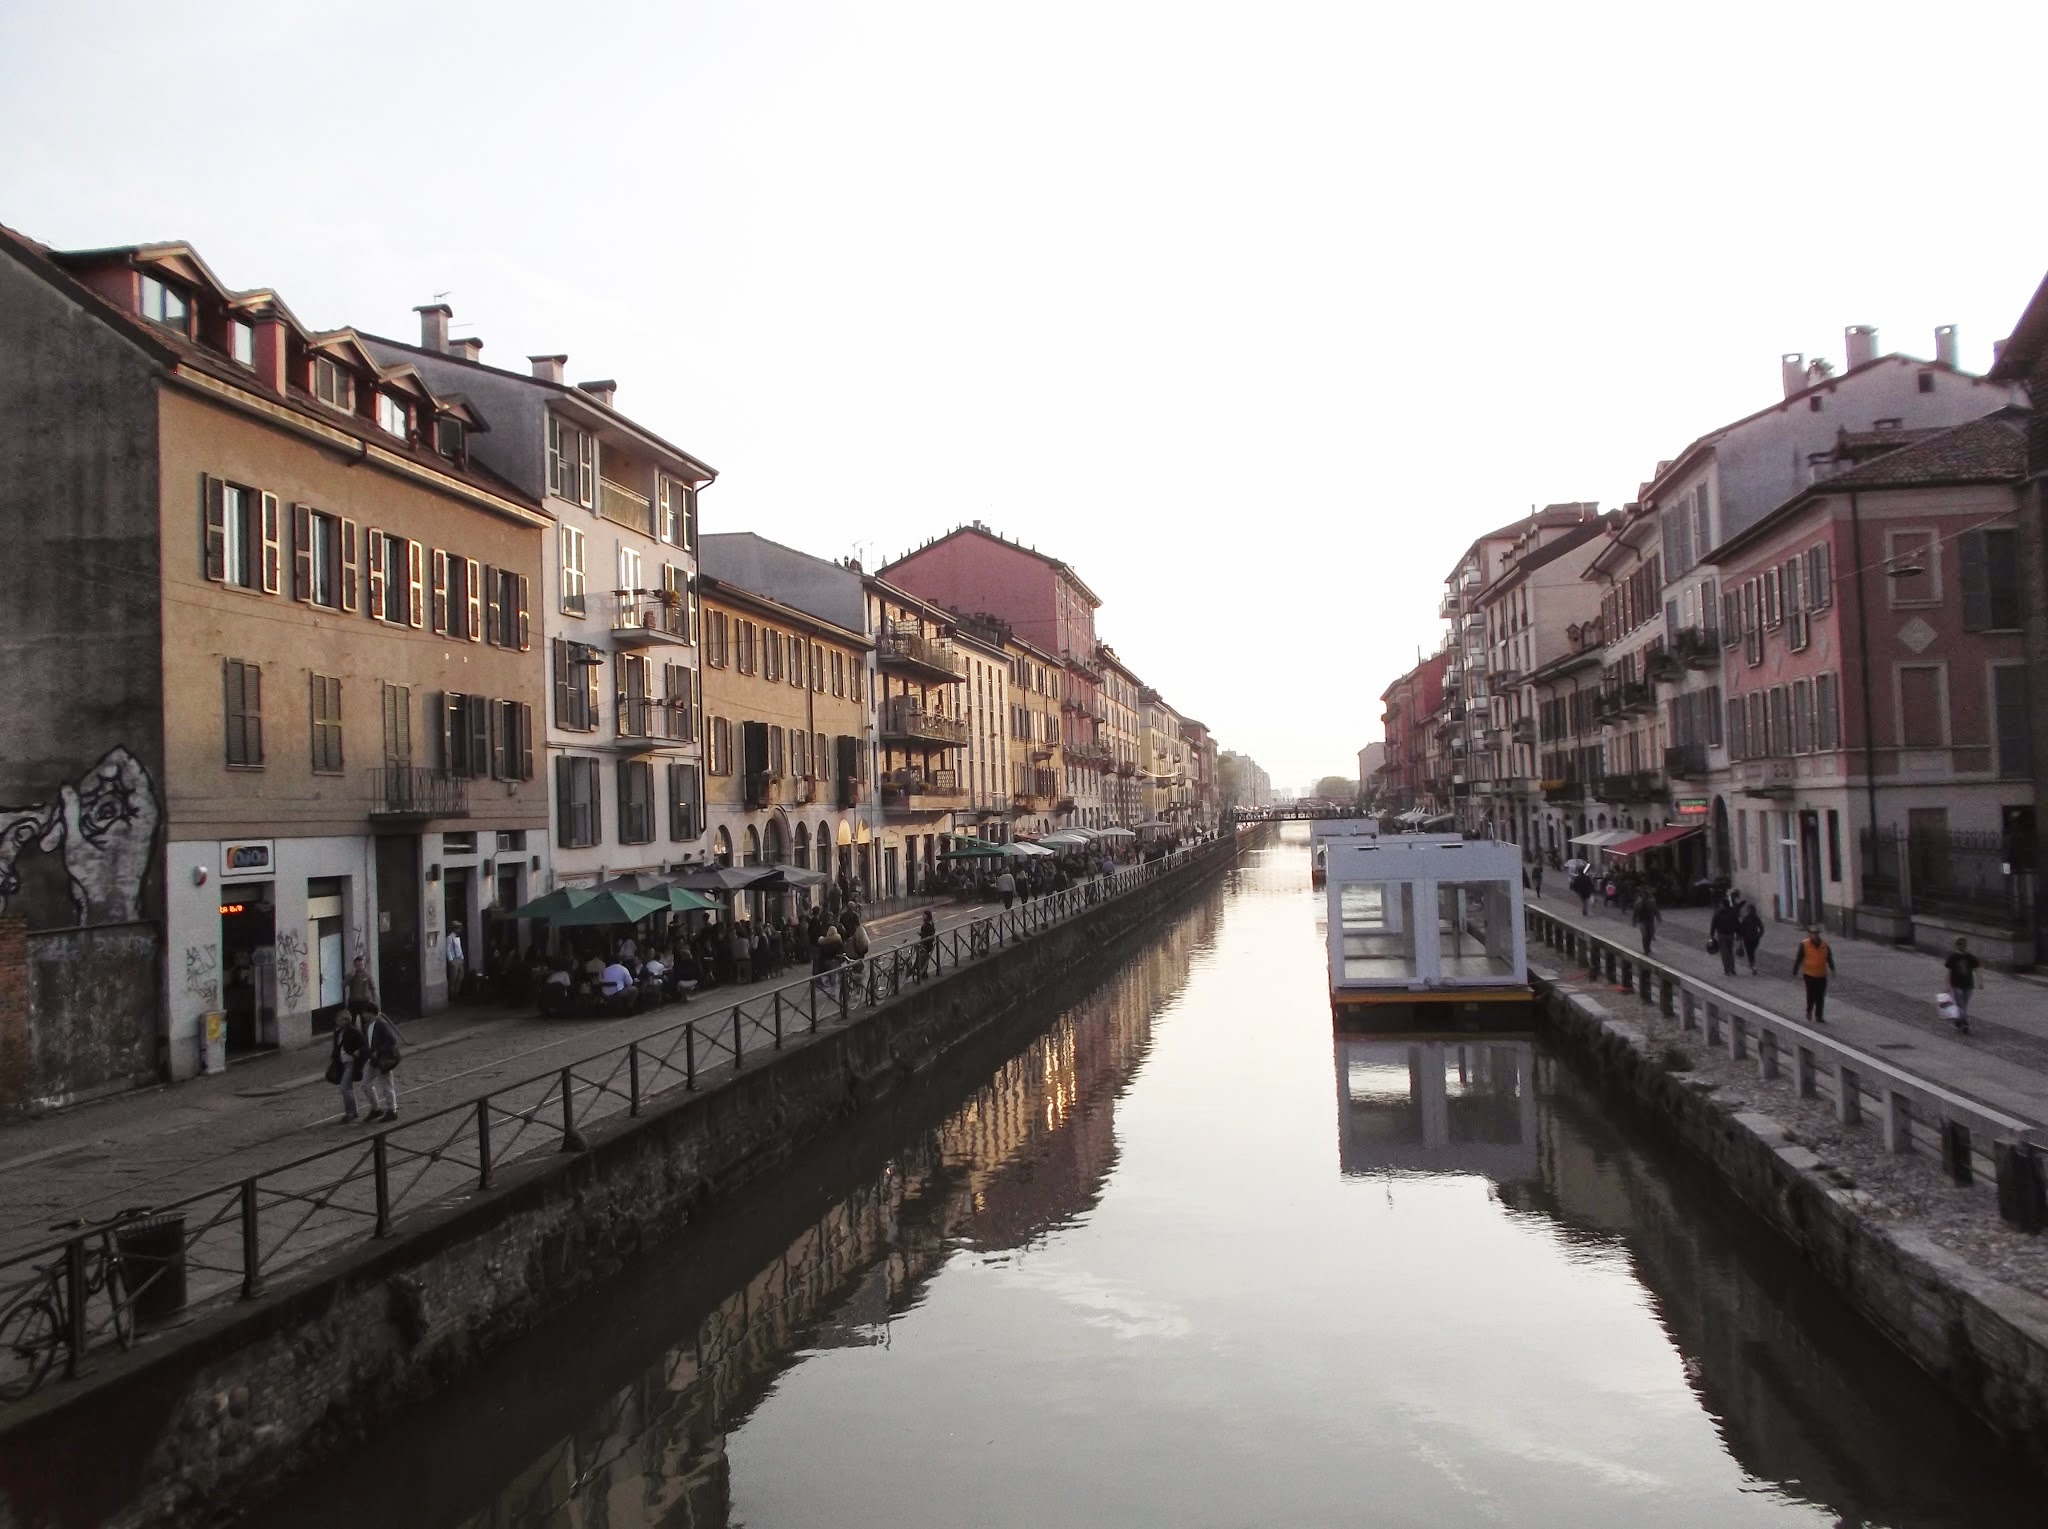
[613,593,690,644]
[1673,625,1721,668]
[876,630,964,682]
[1664,743,1709,778]
[0,841,1230,1402]
[879,701,970,747]
[368,767,468,819]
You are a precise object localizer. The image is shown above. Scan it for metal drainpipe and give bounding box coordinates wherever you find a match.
[1848,490,1884,920]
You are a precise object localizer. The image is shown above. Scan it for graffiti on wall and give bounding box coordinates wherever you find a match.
[274,926,307,1012]
[182,943,220,1010]
[0,747,159,926]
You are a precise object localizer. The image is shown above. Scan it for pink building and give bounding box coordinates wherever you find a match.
[1712,413,2031,956]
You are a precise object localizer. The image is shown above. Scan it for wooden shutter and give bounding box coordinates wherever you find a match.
[292,503,313,601]
[555,756,576,848]
[439,692,457,774]
[259,493,282,593]
[245,662,263,764]
[1959,531,1990,631]
[585,644,602,722]
[515,575,531,651]
[340,519,359,612]
[202,476,228,582]
[552,639,573,728]
[467,558,483,643]
[468,696,489,778]
[489,699,507,779]
[1809,542,1833,610]
[407,540,425,628]
[432,549,450,633]
[518,703,534,779]
[367,529,385,619]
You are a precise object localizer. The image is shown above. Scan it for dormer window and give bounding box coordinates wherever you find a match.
[312,355,355,412]
[229,320,255,369]
[140,274,188,331]
[376,393,408,439]
[435,416,466,461]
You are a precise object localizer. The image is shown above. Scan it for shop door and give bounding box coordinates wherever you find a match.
[445,868,471,983]
[1799,811,1824,927]
[374,835,422,1018]
[219,885,276,1053]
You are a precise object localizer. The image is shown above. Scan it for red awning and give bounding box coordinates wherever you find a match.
[1607,825,1702,858]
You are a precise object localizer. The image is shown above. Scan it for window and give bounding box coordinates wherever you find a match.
[736,619,757,676]
[658,475,696,547]
[1960,529,2021,631]
[1805,541,1833,611]
[1994,665,2031,778]
[1898,665,1946,748]
[1737,808,1749,870]
[810,641,824,692]
[441,692,493,779]
[1918,372,1936,394]
[617,760,655,844]
[1886,530,1939,607]
[492,699,535,780]
[1726,697,1746,760]
[203,478,279,593]
[764,629,783,683]
[140,274,188,330]
[705,610,728,668]
[229,320,255,369]
[667,762,701,841]
[291,506,353,610]
[662,661,697,741]
[1815,673,1840,752]
[224,659,263,767]
[1827,810,1843,882]
[366,531,421,625]
[553,638,600,731]
[436,417,465,461]
[310,674,343,774]
[556,757,602,849]
[831,650,845,697]
[1763,566,1782,629]
[1791,678,1814,754]
[616,652,653,737]
[709,715,732,775]
[560,525,586,615]
[547,415,595,506]
[381,682,412,765]
[312,355,355,412]
[376,393,408,439]
[1768,687,1790,757]
[485,566,528,649]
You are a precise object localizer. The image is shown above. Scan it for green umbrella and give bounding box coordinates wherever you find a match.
[595,874,721,915]
[659,885,721,913]
[942,840,1009,859]
[538,888,670,928]
[509,886,604,920]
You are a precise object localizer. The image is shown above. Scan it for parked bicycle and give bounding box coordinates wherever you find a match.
[0,1205,149,1401]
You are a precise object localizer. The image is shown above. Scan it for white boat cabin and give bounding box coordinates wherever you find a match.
[1321,833,1527,1003]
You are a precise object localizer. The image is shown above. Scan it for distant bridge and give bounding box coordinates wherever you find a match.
[1227,804,1375,823]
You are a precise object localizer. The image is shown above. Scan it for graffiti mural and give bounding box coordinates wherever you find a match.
[0,747,159,926]
[183,943,220,1010]
[274,927,307,1012]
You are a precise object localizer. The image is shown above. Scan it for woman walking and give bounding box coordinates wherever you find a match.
[1944,937,1980,1034]
[1709,896,1742,977]
[329,1010,368,1123]
[1736,900,1763,975]
[1631,889,1661,957]
[1792,927,1836,1024]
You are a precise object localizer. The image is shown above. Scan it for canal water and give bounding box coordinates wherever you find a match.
[247,827,2037,1529]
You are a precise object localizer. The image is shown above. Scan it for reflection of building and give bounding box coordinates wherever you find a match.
[1334,1040,1537,1182]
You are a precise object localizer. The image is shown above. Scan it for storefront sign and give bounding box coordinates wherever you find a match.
[220,840,274,879]
[1674,797,1709,819]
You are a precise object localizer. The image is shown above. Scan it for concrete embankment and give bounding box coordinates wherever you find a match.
[0,838,1247,1529]
[1530,959,2048,1469]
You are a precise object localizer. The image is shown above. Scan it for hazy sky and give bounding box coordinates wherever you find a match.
[5,2,2046,790]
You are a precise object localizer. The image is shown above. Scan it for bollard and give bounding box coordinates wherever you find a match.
[1758,1029,1779,1082]
[1704,1003,1721,1048]
[1657,973,1674,1018]
[1794,1045,1816,1099]
[1728,1015,1747,1062]
[1679,990,1696,1033]
[1837,1065,1862,1126]
[1884,1091,1912,1154]
[240,1179,263,1300]
[1995,1140,2047,1233]
[1939,1119,1972,1186]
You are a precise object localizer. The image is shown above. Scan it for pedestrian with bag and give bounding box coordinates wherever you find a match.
[1736,900,1764,975]
[362,1010,403,1121]
[1631,888,1661,957]
[1792,927,1836,1024]
[344,956,378,1023]
[1709,897,1742,977]
[1944,937,1980,1034]
[1571,868,1593,916]
[328,1009,368,1123]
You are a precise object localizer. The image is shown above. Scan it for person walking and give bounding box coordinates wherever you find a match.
[362,1010,403,1121]
[1709,896,1742,977]
[1571,867,1594,916]
[1530,861,1543,898]
[344,956,377,1024]
[916,909,937,979]
[1631,888,1661,957]
[1792,926,1836,1024]
[1736,900,1764,975]
[443,928,465,1001]
[1944,936,1980,1034]
[329,1009,368,1123]
[996,868,1017,911]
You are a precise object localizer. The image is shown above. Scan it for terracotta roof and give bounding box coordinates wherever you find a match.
[1817,412,2027,490]
[879,523,1102,609]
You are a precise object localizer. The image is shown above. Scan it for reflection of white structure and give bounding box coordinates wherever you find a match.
[1324,833,1527,1010]
[1334,1039,1538,1181]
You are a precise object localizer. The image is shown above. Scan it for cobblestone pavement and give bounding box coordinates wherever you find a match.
[0,893,1019,1255]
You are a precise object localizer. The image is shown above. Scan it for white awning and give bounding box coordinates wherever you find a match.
[1568,828,1635,848]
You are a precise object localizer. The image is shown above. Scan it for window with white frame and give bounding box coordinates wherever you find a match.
[312,355,354,411]
[547,415,595,506]
[229,320,255,369]
[140,274,188,330]
[376,393,407,439]
[560,525,586,615]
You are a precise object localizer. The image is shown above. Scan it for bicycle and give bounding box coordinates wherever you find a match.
[0,1205,149,1401]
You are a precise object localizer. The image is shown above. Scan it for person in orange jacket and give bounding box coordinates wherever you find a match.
[1792,926,1836,1023]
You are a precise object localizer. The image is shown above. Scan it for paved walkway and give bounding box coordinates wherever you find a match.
[1528,881,2048,1127]
[0,892,1032,1257]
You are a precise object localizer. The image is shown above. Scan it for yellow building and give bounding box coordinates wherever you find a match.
[698,576,871,898]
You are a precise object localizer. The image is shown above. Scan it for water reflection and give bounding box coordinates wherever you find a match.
[240,837,2040,1529]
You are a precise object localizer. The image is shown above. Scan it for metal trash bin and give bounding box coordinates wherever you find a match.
[114,1214,188,1326]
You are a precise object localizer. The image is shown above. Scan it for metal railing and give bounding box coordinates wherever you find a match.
[368,767,469,819]
[0,840,1234,1403]
[1523,904,2048,1229]
[876,631,964,680]
[597,478,654,536]
[879,702,970,746]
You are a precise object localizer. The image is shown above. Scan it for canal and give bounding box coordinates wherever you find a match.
[245,827,2038,1529]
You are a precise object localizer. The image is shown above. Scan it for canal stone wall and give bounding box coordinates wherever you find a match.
[1529,961,2048,1471]
[0,838,1249,1529]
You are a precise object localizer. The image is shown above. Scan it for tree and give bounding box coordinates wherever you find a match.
[1313,774,1357,802]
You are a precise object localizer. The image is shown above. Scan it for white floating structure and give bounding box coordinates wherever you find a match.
[1321,832,1529,1024]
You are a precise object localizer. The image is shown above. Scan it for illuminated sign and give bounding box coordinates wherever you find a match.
[218,903,247,916]
[219,840,274,879]
[1675,797,1710,819]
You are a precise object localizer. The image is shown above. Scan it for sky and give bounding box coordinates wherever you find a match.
[5,1,2047,792]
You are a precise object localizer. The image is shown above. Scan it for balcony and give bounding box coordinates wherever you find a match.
[1673,625,1722,669]
[791,775,818,805]
[745,770,784,809]
[1053,795,1076,812]
[1510,718,1536,745]
[1645,650,1685,685]
[1738,758,1795,800]
[597,477,654,537]
[879,700,969,747]
[1067,740,1110,766]
[1611,680,1653,715]
[368,766,469,820]
[1542,778,1587,803]
[877,627,965,683]
[1438,590,1458,620]
[882,769,967,815]
[612,592,691,647]
[1116,758,1138,776]
[1597,770,1667,803]
[838,776,866,809]
[1664,743,1709,779]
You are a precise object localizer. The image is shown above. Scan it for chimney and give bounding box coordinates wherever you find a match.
[447,336,482,363]
[529,354,566,384]
[415,303,452,354]
[576,379,617,407]
[1781,353,1805,398]
[252,316,291,393]
[1934,324,1959,368]
[1844,324,1878,369]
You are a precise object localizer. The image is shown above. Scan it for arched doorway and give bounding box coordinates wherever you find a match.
[713,827,733,867]
[792,822,810,869]
[742,825,761,867]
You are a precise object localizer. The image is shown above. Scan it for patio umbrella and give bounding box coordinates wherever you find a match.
[1095,827,1136,840]
[671,863,785,892]
[539,888,670,928]
[509,886,605,920]
[594,872,723,914]
[770,864,830,888]
[942,840,1009,859]
[656,885,722,913]
[1003,841,1054,857]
